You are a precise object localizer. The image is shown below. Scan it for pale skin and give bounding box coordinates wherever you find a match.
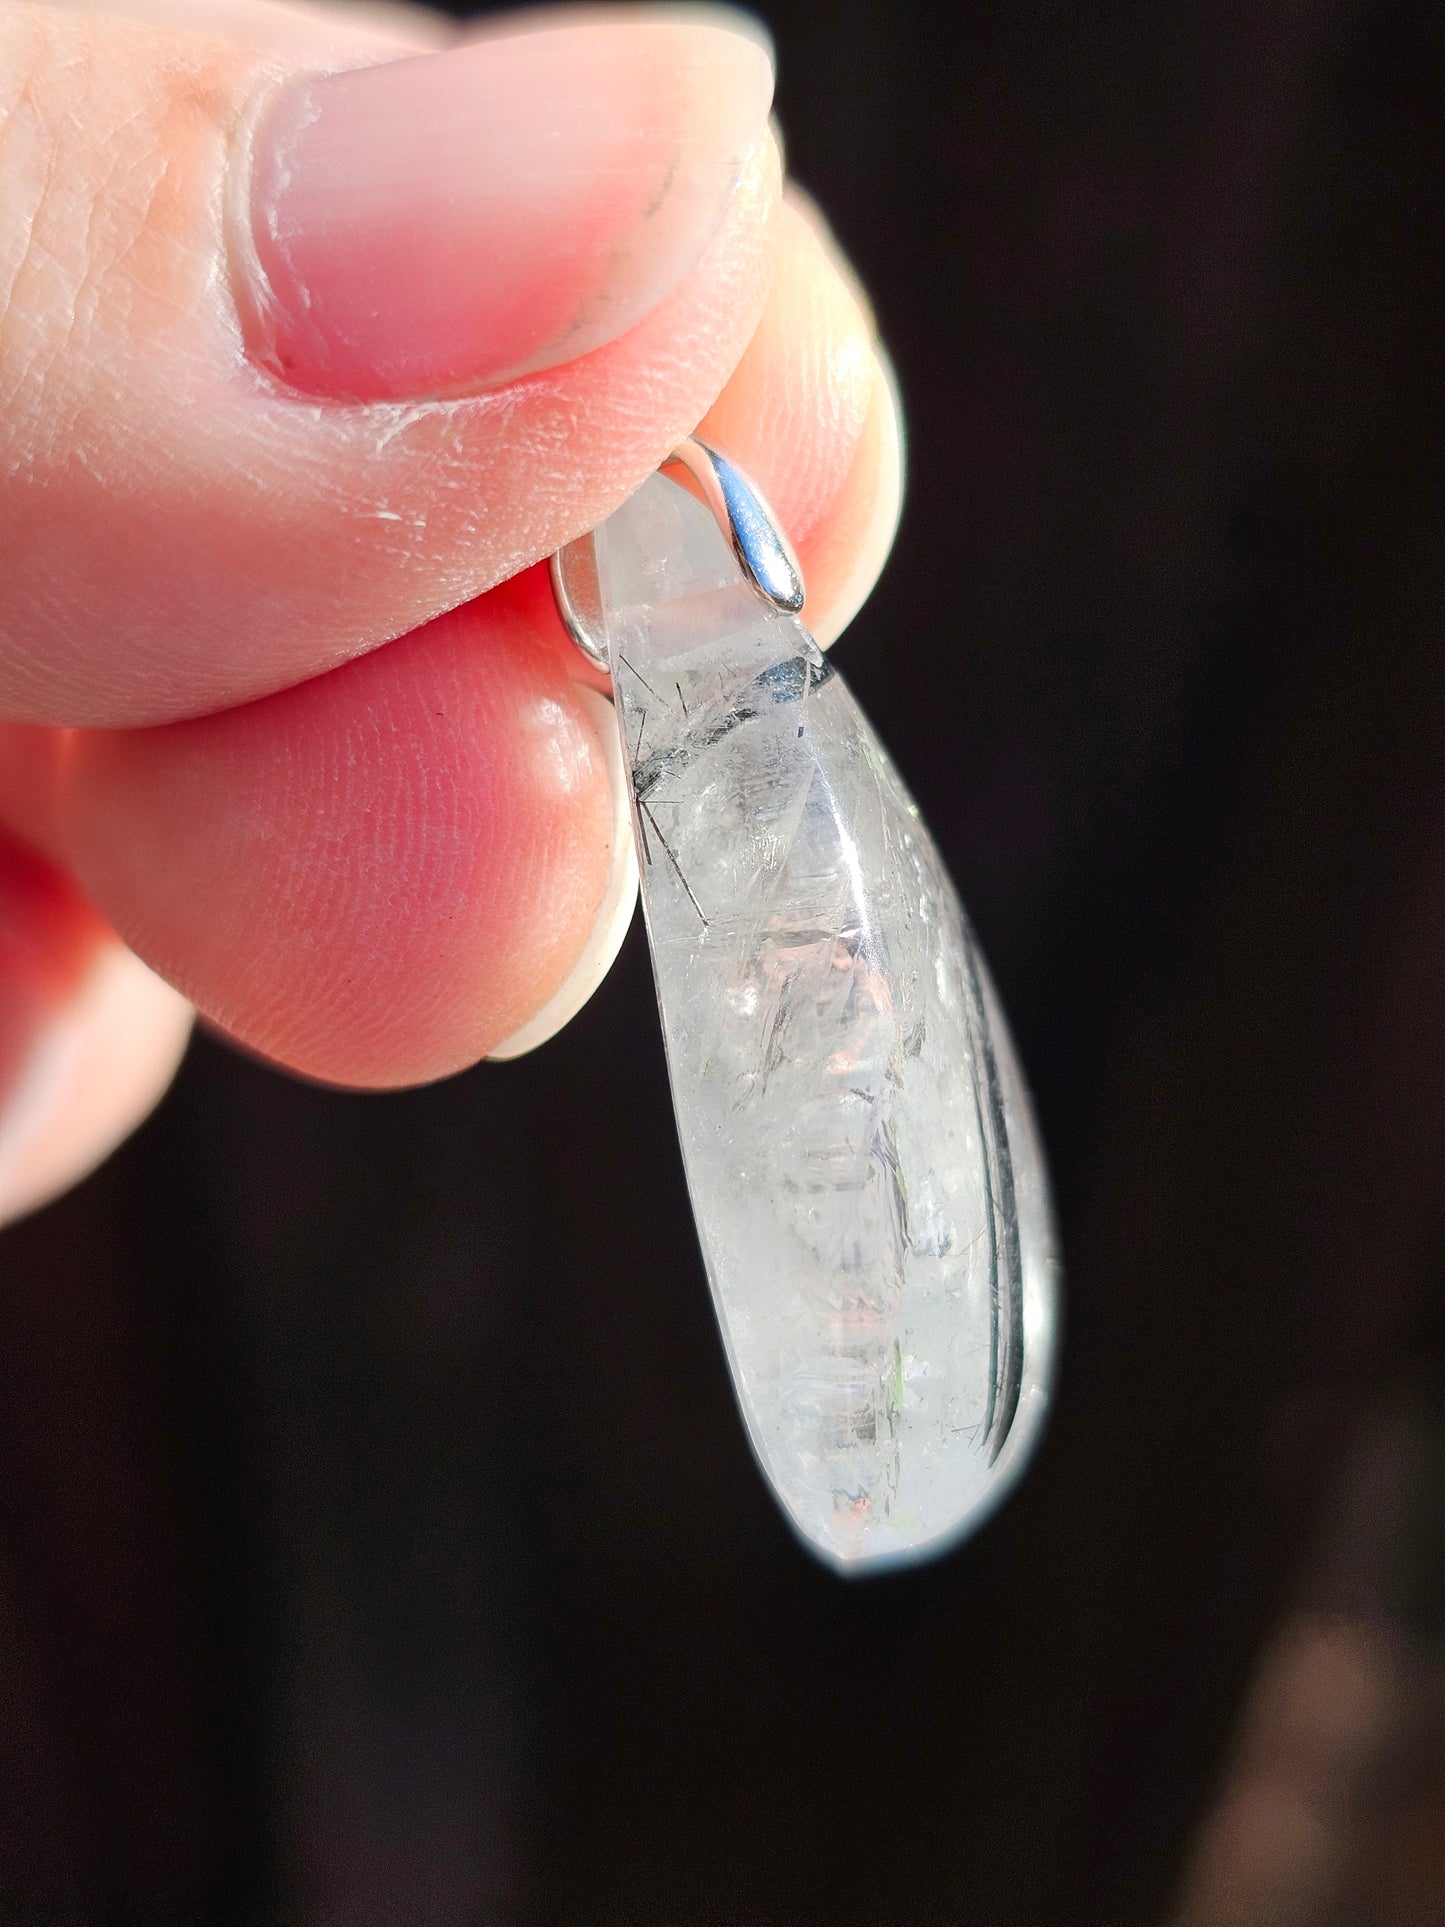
[0,0,905,1224]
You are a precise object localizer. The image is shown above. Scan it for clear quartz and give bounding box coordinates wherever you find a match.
[597,475,1059,1570]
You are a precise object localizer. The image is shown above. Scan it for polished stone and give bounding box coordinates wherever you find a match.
[596,474,1058,1570]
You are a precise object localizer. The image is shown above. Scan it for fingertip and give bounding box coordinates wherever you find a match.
[62,589,618,1089]
[0,829,191,1227]
[0,23,783,729]
[805,343,906,649]
[781,180,879,340]
[487,686,637,1060]
[699,195,877,550]
[696,192,904,648]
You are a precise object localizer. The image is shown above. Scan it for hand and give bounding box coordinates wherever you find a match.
[0,0,903,1225]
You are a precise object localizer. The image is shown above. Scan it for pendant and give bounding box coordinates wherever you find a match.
[553,443,1059,1571]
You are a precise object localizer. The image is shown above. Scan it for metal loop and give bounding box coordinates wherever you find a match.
[550,437,805,672]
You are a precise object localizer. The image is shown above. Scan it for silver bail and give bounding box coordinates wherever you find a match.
[549,436,804,671]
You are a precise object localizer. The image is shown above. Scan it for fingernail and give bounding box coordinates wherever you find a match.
[489,688,638,1061]
[236,15,774,401]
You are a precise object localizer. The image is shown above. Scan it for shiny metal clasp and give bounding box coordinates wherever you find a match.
[549,437,805,672]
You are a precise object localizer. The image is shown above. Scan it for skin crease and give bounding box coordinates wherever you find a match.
[0,0,905,1222]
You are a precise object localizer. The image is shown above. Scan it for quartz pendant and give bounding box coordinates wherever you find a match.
[589,469,1059,1571]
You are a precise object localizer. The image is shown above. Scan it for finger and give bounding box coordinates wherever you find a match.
[696,194,904,649]
[0,829,192,1227]
[800,346,905,649]
[60,570,625,1087]
[0,5,779,726]
[12,191,904,1087]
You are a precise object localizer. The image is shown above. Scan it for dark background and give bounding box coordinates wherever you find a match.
[3,1,1443,1921]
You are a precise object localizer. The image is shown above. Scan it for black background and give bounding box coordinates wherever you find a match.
[2,2,1443,1921]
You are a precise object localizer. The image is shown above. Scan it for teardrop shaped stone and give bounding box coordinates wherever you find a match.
[595,474,1059,1570]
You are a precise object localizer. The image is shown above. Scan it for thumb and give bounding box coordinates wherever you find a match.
[0,3,778,726]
